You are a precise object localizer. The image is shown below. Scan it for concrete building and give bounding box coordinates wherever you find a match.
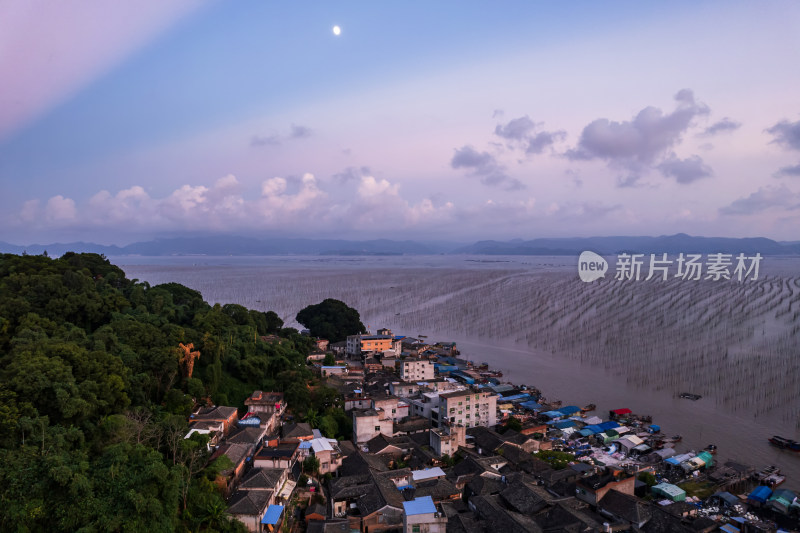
[353,408,394,445]
[346,334,394,357]
[402,496,446,533]
[409,393,441,427]
[438,389,497,429]
[430,424,466,457]
[399,358,434,381]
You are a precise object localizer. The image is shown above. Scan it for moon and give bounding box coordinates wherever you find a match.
[332,25,341,36]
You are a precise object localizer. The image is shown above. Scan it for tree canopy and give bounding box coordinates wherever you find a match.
[295,298,366,343]
[0,252,320,532]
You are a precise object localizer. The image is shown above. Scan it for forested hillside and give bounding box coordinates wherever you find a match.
[0,253,317,531]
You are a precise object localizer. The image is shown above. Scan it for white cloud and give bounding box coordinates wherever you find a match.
[45,195,77,222]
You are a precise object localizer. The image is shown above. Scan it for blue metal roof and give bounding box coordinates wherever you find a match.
[542,410,564,418]
[585,425,603,434]
[558,406,581,415]
[550,420,576,429]
[403,496,436,516]
[520,401,543,410]
[598,421,620,430]
[261,505,284,525]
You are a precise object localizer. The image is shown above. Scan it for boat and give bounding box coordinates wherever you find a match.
[581,404,596,412]
[679,393,702,401]
[704,444,718,455]
[768,436,800,451]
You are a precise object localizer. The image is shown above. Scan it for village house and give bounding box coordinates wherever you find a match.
[575,470,635,506]
[190,405,239,436]
[429,424,466,457]
[244,391,286,433]
[402,496,447,533]
[352,408,394,445]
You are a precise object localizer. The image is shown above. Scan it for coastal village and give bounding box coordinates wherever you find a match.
[191,329,800,533]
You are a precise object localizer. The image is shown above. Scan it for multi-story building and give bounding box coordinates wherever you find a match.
[352,408,394,444]
[346,334,394,357]
[438,389,497,429]
[430,424,466,457]
[399,358,434,381]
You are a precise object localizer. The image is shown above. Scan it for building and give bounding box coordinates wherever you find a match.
[575,471,635,506]
[438,389,497,429]
[402,496,447,533]
[346,334,394,357]
[190,405,239,435]
[244,391,286,433]
[353,408,394,445]
[310,437,344,475]
[430,424,466,457]
[399,358,434,381]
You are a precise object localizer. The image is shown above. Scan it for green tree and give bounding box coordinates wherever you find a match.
[295,299,366,343]
[303,456,320,475]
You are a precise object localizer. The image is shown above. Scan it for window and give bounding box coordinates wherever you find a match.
[375,426,380,431]
[458,401,462,406]
[466,405,470,410]
[413,526,420,533]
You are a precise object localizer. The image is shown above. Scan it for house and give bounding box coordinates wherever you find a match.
[253,441,300,470]
[430,424,465,457]
[575,471,635,506]
[212,442,251,496]
[191,405,239,435]
[244,391,286,433]
[305,502,327,522]
[353,408,393,445]
[364,357,383,374]
[227,489,273,532]
[598,489,652,528]
[282,422,314,442]
[321,366,348,377]
[402,496,447,533]
[310,437,344,475]
[651,482,687,502]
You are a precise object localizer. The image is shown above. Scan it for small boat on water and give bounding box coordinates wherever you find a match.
[768,436,800,451]
[704,444,718,455]
[581,404,596,412]
[679,393,702,401]
[756,465,786,486]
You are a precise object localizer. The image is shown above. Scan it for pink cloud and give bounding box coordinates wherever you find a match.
[0,0,210,141]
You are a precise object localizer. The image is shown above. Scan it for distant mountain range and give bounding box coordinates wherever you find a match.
[1,233,799,256]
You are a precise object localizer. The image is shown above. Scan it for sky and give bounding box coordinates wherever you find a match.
[1,0,800,245]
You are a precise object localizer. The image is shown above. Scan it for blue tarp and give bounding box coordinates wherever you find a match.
[520,401,543,411]
[549,420,576,429]
[558,406,581,416]
[450,371,475,384]
[542,410,564,419]
[665,457,680,466]
[648,424,661,433]
[501,393,531,403]
[261,505,284,525]
[585,425,604,434]
[747,486,772,503]
[598,421,620,430]
[579,429,594,437]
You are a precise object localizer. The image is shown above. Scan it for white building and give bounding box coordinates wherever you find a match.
[438,388,497,428]
[430,424,466,457]
[399,358,434,381]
